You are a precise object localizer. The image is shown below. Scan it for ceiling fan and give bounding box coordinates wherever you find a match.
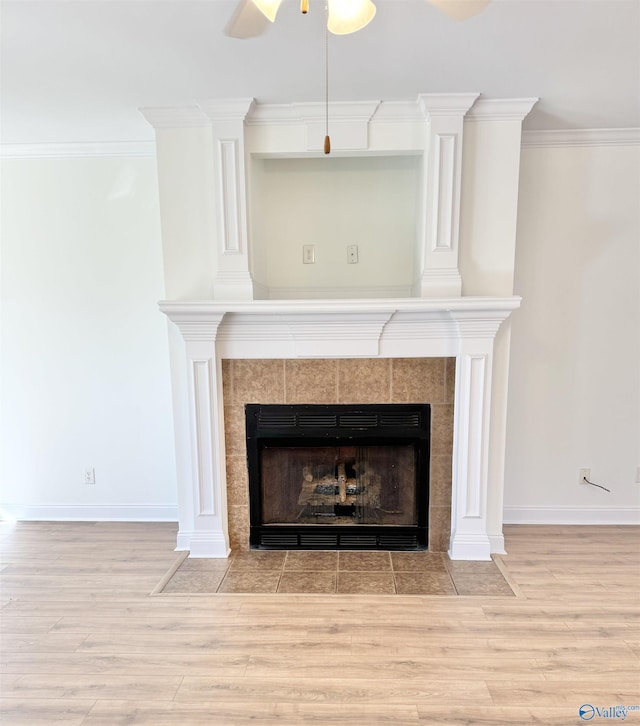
[226,0,491,39]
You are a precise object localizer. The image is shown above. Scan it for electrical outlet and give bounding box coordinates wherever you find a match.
[347,244,358,264]
[84,468,95,485]
[302,245,315,264]
[579,468,591,485]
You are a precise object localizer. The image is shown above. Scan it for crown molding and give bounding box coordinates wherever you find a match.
[199,98,256,122]
[371,100,425,122]
[417,93,480,119]
[0,141,156,160]
[521,128,640,148]
[247,100,381,126]
[139,106,209,129]
[466,98,539,122]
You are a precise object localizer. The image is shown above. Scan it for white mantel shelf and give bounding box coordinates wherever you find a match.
[159,297,521,314]
[161,296,521,561]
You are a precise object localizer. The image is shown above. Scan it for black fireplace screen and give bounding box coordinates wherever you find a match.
[245,404,430,550]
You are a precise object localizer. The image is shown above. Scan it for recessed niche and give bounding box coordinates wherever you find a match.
[249,155,422,299]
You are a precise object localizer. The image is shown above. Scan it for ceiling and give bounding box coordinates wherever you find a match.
[2,0,639,146]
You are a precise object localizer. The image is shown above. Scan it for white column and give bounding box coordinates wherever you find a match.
[449,337,494,560]
[201,99,257,300]
[417,94,479,297]
[174,314,229,557]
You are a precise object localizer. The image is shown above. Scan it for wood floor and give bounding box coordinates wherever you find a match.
[1,522,638,725]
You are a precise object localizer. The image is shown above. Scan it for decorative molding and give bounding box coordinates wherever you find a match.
[0,141,155,160]
[521,128,640,148]
[1,504,178,521]
[417,93,480,119]
[218,139,242,253]
[418,269,463,298]
[191,359,216,516]
[488,534,506,555]
[247,100,381,126]
[159,296,522,318]
[371,100,426,123]
[286,313,393,357]
[200,98,255,122]
[176,530,230,558]
[465,98,539,122]
[503,506,640,525]
[139,106,209,129]
[432,134,456,250]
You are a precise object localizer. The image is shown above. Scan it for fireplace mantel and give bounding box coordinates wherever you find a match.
[160,296,520,560]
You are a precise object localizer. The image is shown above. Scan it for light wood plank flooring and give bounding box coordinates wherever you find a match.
[1,522,638,725]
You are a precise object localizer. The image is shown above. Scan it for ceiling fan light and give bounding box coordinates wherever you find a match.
[327,0,377,35]
[251,0,283,23]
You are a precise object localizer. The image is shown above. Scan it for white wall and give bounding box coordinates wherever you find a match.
[0,155,177,519]
[504,143,640,522]
[250,155,420,297]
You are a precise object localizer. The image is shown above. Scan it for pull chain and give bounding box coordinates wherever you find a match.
[324,1,331,154]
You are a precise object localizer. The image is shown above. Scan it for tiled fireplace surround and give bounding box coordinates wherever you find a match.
[222,357,455,553]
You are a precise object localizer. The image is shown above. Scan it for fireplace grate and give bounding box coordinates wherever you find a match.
[256,530,421,550]
[299,533,338,548]
[257,412,297,428]
[298,414,338,428]
[254,407,425,433]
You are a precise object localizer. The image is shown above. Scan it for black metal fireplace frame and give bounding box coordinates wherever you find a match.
[245,403,431,550]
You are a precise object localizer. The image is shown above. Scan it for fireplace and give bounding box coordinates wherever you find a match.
[246,403,430,550]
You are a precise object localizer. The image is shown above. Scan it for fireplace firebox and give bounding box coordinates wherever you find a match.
[245,403,430,550]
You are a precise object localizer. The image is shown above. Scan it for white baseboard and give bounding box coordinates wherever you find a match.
[0,504,178,522]
[503,506,640,525]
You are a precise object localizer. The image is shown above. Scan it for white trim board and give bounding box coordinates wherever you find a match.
[0,141,156,160]
[521,128,640,148]
[0,504,178,522]
[503,506,640,525]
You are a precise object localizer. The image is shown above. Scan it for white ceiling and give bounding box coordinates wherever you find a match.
[2,0,639,145]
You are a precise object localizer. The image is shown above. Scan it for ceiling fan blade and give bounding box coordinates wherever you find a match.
[225,0,271,39]
[426,0,491,21]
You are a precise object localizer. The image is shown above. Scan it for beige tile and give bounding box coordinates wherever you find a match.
[225,455,249,507]
[446,560,502,576]
[223,403,247,457]
[228,551,287,571]
[339,551,392,571]
[445,357,456,404]
[217,570,281,594]
[429,505,451,552]
[391,358,446,403]
[390,551,447,573]
[277,571,337,594]
[394,571,456,595]
[337,359,391,403]
[337,571,396,594]
[284,551,338,571]
[231,360,285,404]
[429,454,452,508]
[177,558,231,573]
[285,360,338,404]
[431,404,454,456]
[227,505,249,552]
[221,359,232,400]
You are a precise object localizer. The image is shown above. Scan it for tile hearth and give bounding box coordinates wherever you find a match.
[159,550,515,596]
